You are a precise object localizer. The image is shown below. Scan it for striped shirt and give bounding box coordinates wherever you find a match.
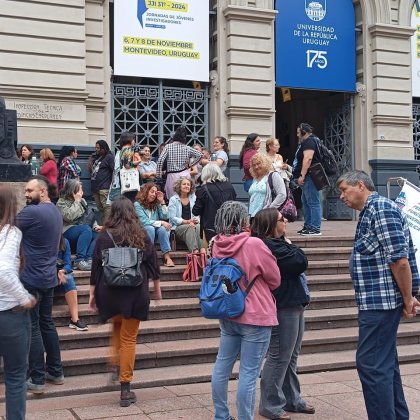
[350,192,420,310]
[0,225,32,311]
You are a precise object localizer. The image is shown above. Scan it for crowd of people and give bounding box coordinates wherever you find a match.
[1,125,418,419]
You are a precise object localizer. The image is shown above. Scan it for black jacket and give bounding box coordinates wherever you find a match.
[264,237,310,308]
[192,181,236,241]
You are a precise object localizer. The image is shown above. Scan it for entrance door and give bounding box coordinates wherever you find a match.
[112,82,209,154]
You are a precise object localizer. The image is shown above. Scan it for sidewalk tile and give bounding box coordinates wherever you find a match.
[26,409,76,419]
[317,391,367,418]
[139,396,202,414]
[73,403,143,419]
[148,407,214,419]
[301,381,357,397]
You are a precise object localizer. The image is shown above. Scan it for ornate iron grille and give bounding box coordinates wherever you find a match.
[112,83,209,155]
[323,99,354,220]
[413,103,420,160]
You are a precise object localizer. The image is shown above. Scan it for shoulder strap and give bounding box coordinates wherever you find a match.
[106,230,119,247]
[203,184,215,206]
[268,172,275,201]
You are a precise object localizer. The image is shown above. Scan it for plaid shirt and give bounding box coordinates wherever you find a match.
[350,192,420,310]
[58,157,81,191]
[156,142,202,178]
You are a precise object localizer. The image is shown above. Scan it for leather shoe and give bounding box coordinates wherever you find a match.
[292,404,315,414]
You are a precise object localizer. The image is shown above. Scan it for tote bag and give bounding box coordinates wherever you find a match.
[120,167,140,194]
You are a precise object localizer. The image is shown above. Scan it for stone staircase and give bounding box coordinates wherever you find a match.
[2,233,420,401]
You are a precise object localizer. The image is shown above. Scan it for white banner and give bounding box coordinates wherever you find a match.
[396,181,420,270]
[114,0,209,82]
[411,2,420,97]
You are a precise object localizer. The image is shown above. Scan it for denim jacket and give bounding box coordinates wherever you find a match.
[134,201,168,228]
[168,193,198,230]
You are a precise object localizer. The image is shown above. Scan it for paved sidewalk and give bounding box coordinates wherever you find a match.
[2,364,420,419]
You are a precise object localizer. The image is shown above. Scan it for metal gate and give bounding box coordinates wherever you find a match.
[112,82,209,154]
[323,97,354,220]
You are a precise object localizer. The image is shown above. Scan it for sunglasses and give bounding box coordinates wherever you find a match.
[277,215,286,222]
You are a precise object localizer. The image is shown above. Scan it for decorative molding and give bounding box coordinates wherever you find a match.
[0,87,89,101]
[371,115,413,127]
[223,5,277,23]
[225,107,274,119]
[368,23,415,39]
[85,99,108,108]
[356,82,366,103]
[86,0,105,4]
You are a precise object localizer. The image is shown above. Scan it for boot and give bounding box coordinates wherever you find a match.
[120,382,137,407]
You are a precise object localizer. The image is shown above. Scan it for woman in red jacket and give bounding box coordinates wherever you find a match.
[239,133,262,193]
[40,148,58,200]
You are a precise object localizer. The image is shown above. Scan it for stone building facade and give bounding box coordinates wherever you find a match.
[0,0,419,205]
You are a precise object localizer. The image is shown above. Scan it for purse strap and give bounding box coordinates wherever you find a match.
[106,230,119,248]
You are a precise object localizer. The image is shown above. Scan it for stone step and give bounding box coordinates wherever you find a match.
[290,235,354,248]
[307,273,352,291]
[3,342,420,402]
[303,247,352,261]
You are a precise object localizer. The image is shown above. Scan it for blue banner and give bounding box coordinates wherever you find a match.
[275,0,356,92]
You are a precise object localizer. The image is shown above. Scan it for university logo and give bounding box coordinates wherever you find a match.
[305,0,327,22]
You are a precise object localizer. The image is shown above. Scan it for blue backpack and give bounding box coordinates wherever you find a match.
[199,257,257,319]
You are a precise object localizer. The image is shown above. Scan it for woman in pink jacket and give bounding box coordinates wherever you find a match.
[210,201,281,420]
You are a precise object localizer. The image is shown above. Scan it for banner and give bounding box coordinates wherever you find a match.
[114,0,209,81]
[411,1,420,97]
[395,181,420,270]
[275,0,356,92]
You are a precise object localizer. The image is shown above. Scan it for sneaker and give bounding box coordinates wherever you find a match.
[69,319,89,331]
[26,378,45,394]
[74,260,91,271]
[45,372,65,385]
[296,226,308,234]
[300,228,322,236]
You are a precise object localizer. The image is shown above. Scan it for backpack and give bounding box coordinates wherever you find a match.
[199,257,257,319]
[268,173,297,222]
[101,231,144,287]
[313,136,338,176]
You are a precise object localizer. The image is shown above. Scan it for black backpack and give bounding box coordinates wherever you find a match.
[313,136,338,176]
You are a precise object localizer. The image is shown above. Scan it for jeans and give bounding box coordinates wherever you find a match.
[23,283,63,384]
[301,176,321,231]
[356,307,408,420]
[64,224,96,262]
[0,309,31,420]
[212,319,272,420]
[259,306,307,418]
[144,225,171,254]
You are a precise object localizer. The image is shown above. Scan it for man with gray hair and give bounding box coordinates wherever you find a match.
[337,170,420,419]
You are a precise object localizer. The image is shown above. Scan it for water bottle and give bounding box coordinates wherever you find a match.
[30,155,40,175]
[210,152,217,162]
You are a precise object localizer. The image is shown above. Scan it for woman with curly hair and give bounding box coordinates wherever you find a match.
[248,153,286,218]
[89,197,160,407]
[134,183,175,267]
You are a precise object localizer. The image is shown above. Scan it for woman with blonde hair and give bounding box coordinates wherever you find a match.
[248,153,286,218]
[266,137,292,183]
[40,148,58,199]
[0,185,36,420]
[89,196,159,407]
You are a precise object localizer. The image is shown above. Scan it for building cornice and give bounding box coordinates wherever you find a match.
[368,23,415,39]
[0,86,89,101]
[225,107,274,119]
[371,115,413,127]
[223,6,277,23]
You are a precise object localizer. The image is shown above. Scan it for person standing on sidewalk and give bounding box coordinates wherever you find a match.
[0,185,37,420]
[292,123,322,236]
[17,175,65,393]
[337,170,420,420]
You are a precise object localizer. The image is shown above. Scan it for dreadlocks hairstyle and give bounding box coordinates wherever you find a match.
[214,201,249,235]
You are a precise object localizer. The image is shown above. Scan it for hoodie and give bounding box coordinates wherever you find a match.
[212,231,280,326]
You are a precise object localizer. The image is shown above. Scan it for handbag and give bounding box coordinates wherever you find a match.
[183,252,207,282]
[308,162,330,191]
[75,204,96,227]
[268,173,297,222]
[120,167,140,194]
[101,231,144,287]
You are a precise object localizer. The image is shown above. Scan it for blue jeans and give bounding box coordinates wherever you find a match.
[259,306,307,418]
[356,307,408,420]
[64,225,96,262]
[23,283,63,384]
[144,225,171,254]
[301,176,321,231]
[212,319,272,420]
[0,309,31,420]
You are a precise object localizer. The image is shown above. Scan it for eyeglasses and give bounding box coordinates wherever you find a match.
[277,215,286,222]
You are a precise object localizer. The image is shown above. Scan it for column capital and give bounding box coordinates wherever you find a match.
[223,5,277,22]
